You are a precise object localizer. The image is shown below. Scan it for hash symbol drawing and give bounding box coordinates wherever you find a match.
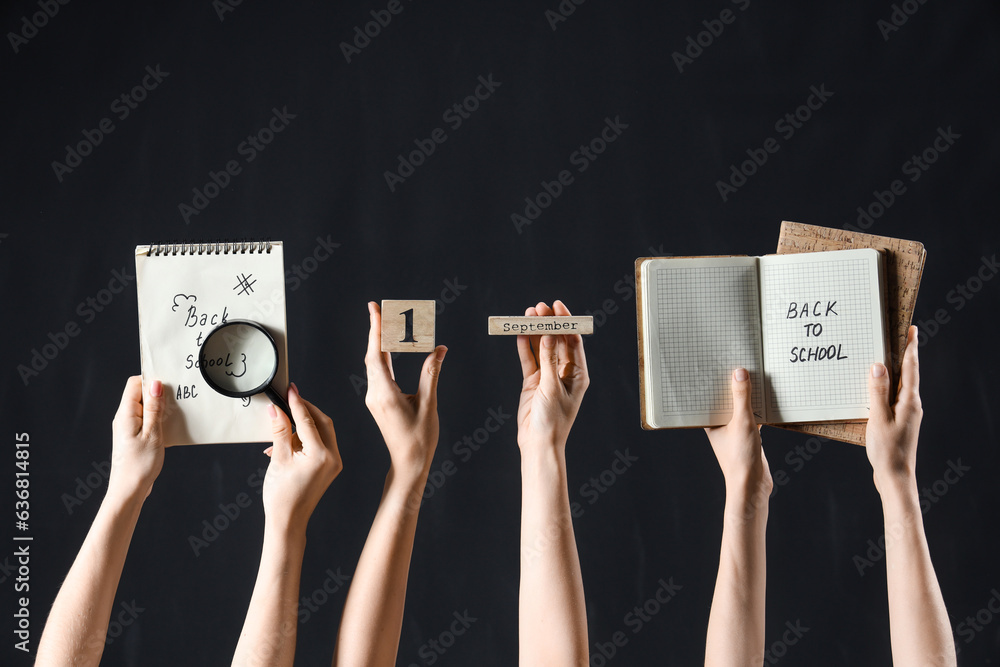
[233,273,256,296]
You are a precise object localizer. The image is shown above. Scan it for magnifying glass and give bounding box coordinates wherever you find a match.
[198,320,293,426]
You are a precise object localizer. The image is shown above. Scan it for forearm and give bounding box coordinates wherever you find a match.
[519,444,588,667]
[705,481,769,667]
[36,488,144,666]
[334,465,426,667]
[880,480,956,667]
[232,524,306,667]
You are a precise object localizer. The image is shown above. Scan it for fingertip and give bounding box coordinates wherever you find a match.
[268,404,277,420]
[125,375,143,396]
[867,361,891,421]
[436,345,448,361]
[730,369,753,421]
[286,383,302,409]
[542,335,556,349]
[150,379,163,398]
[907,325,920,358]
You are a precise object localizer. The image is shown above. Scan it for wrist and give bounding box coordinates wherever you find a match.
[104,480,150,510]
[724,466,772,498]
[264,514,310,541]
[382,464,431,515]
[724,477,771,524]
[518,433,567,458]
[387,457,432,487]
[519,439,567,470]
[520,445,569,494]
[877,475,920,513]
[385,436,438,479]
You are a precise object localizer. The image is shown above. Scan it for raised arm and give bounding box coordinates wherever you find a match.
[704,369,772,667]
[232,385,341,667]
[866,326,956,667]
[333,301,447,667]
[516,300,590,667]
[36,376,166,666]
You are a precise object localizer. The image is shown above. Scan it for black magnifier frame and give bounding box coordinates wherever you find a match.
[198,319,294,427]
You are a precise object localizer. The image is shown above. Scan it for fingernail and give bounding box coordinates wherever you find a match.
[734,368,748,382]
[267,404,277,419]
[289,381,298,394]
[542,335,556,348]
[436,346,448,361]
[871,363,886,378]
[150,380,162,397]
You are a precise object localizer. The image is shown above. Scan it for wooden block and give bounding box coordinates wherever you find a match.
[381,300,436,353]
[488,316,594,336]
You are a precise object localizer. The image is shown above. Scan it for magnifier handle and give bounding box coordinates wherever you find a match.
[264,385,296,433]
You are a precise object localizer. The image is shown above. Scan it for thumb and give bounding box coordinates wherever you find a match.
[868,362,892,425]
[417,346,447,405]
[269,404,294,463]
[141,379,165,442]
[730,368,754,426]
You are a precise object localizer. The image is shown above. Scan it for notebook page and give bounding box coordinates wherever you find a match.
[642,257,766,428]
[759,248,885,423]
[135,242,288,445]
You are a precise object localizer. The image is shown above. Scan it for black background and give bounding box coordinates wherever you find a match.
[2,0,999,665]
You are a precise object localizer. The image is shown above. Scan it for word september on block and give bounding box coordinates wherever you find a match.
[487,316,594,335]
[381,300,435,353]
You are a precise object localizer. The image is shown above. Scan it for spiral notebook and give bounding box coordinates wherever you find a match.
[135,241,288,446]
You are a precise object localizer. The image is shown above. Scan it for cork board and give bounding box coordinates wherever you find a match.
[772,221,926,446]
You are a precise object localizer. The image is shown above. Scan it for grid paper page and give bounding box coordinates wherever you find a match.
[759,249,884,422]
[644,258,765,427]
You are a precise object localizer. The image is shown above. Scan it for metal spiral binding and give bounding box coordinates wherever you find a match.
[148,240,272,256]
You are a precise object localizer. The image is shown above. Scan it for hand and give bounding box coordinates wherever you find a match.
[866,325,922,495]
[364,301,447,476]
[704,369,771,496]
[109,376,166,500]
[263,384,342,533]
[515,300,590,452]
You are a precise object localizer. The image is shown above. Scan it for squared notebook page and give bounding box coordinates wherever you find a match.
[135,242,288,446]
[759,248,885,423]
[642,257,766,428]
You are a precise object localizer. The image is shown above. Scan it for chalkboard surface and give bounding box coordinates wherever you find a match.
[3,1,999,665]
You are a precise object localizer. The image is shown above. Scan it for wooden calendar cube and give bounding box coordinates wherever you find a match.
[381,300,436,353]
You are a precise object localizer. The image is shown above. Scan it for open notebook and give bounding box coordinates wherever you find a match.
[135,241,288,445]
[637,249,887,428]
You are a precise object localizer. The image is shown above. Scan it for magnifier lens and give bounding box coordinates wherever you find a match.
[200,322,278,396]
